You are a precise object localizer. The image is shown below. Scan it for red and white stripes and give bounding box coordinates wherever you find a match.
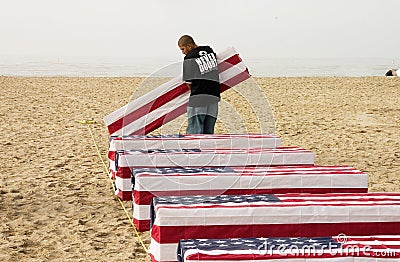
[130,165,368,231]
[100,46,388,262]
[103,47,251,136]
[149,193,400,262]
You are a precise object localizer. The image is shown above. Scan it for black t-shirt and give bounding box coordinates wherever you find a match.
[183,46,220,107]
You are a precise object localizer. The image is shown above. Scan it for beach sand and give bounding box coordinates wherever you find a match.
[0,76,399,261]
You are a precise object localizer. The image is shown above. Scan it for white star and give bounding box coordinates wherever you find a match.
[275,239,287,243]
[307,239,319,243]
[291,241,304,245]
[256,238,267,241]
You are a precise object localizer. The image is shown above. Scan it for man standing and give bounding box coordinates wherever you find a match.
[178,35,220,134]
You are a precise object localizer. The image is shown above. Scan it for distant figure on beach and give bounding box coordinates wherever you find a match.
[385,69,399,76]
[178,35,220,134]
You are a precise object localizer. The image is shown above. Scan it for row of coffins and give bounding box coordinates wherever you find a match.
[109,134,312,200]
[107,135,368,232]
[103,47,397,261]
[104,134,391,262]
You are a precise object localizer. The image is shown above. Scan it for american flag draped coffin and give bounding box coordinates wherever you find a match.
[148,193,400,262]
[111,146,315,179]
[178,236,400,261]
[128,166,368,231]
[108,134,282,161]
[103,47,250,136]
[108,134,282,178]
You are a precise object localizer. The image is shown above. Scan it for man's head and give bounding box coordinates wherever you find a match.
[178,35,197,55]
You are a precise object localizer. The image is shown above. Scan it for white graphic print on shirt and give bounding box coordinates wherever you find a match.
[195,52,218,74]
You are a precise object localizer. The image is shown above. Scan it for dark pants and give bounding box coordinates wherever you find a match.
[186,102,218,134]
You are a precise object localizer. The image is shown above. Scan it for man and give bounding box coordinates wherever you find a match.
[178,35,220,134]
[385,69,399,76]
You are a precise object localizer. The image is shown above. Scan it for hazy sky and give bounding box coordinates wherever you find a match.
[1,0,399,61]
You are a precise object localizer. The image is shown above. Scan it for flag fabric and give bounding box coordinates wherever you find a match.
[127,165,368,231]
[108,134,282,161]
[103,47,251,136]
[178,235,400,261]
[111,146,315,181]
[108,134,282,178]
[148,193,400,262]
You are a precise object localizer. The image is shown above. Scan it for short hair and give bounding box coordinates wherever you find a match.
[178,35,195,46]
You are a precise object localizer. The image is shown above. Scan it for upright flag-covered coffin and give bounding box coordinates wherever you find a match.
[103,47,251,136]
[178,236,400,261]
[149,193,400,262]
[128,165,368,231]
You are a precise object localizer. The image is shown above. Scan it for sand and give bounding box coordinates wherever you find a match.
[0,76,399,261]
